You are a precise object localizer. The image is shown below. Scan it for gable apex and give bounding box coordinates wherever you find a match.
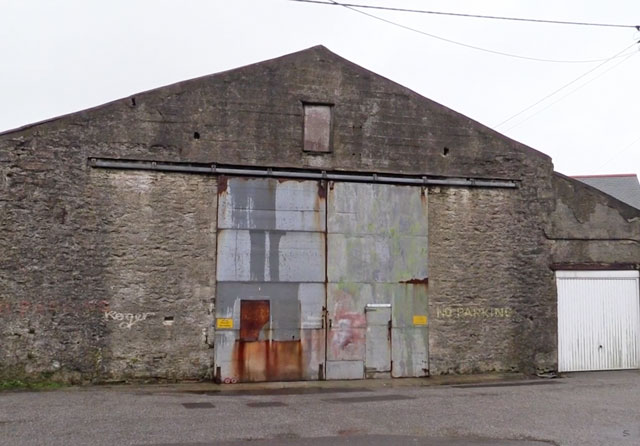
[1,44,550,181]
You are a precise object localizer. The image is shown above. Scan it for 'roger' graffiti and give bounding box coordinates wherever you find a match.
[104,311,155,329]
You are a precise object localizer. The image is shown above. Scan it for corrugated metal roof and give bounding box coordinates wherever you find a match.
[573,174,640,210]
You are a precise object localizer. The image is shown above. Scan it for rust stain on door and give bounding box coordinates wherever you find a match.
[216,177,327,382]
[233,340,303,382]
[233,299,303,381]
[240,300,270,341]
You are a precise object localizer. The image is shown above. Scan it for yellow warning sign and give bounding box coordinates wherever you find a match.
[413,315,427,326]
[216,318,234,329]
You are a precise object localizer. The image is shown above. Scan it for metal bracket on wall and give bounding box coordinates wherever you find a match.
[89,158,519,189]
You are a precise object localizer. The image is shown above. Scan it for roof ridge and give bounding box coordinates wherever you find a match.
[572,173,638,178]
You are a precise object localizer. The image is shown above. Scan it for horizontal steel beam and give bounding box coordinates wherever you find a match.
[89,158,518,189]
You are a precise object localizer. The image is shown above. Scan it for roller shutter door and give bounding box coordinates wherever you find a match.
[557,270,640,372]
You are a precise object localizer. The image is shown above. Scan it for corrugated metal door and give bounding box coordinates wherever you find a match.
[326,182,429,379]
[214,177,326,382]
[365,304,392,374]
[557,270,640,372]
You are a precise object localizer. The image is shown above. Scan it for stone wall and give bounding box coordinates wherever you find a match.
[89,169,216,380]
[428,180,556,375]
[0,46,560,381]
[0,160,216,381]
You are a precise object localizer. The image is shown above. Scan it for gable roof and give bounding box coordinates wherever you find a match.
[0,45,551,180]
[572,174,640,210]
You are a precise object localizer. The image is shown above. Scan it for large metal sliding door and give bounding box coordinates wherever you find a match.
[214,177,326,382]
[325,182,429,379]
[557,270,640,372]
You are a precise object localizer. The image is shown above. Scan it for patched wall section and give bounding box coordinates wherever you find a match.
[548,174,640,266]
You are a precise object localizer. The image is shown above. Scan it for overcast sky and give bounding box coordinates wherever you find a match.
[1,0,639,175]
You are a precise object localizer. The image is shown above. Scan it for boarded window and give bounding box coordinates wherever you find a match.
[303,104,332,153]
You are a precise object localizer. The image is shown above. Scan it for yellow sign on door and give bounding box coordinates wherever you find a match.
[216,318,234,329]
[413,315,427,326]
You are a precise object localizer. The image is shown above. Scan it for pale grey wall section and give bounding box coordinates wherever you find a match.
[90,169,217,380]
[326,182,429,379]
[214,177,326,383]
[548,174,640,266]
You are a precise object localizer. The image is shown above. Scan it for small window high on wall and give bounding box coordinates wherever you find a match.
[303,104,332,153]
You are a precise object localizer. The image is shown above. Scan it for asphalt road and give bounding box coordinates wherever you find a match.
[1,371,639,446]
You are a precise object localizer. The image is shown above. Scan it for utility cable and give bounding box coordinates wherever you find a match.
[502,50,639,131]
[494,41,639,128]
[291,0,640,30]
[597,134,640,171]
[316,0,638,63]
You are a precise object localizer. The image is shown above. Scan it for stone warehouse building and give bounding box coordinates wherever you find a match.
[1,46,639,383]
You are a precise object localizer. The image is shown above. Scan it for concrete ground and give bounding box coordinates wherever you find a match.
[1,370,639,446]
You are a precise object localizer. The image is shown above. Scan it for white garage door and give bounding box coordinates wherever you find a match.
[557,270,640,372]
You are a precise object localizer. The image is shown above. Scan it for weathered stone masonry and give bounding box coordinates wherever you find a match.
[1,46,637,382]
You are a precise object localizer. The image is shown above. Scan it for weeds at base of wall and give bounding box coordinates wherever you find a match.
[90,374,213,386]
[0,379,67,392]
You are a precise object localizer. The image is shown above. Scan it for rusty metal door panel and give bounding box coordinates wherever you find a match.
[327,182,428,236]
[327,326,366,361]
[213,330,237,382]
[215,281,323,382]
[391,328,429,377]
[298,283,326,329]
[388,283,429,329]
[216,283,317,340]
[269,297,302,341]
[240,300,270,341]
[327,182,427,284]
[327,282,373,315]
[326,283,428,363]
[326,283,367,361]
[233,340,303,382]
[216,230,325,282]
[215,177,326,383]
[216,328,324,383]
[301,328,326,379]
[326,182,429,379]
[328,234,428,283]
[328,283,427,328]
[365,305,391,374]
[218,177,326,231]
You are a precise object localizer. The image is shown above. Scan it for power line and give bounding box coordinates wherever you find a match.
[309,0,638,63]
[494,41,639,128]
[598,134,640,171]
[502,50,638,131]
[291,0,640,29]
